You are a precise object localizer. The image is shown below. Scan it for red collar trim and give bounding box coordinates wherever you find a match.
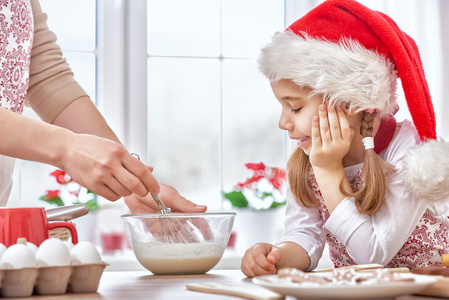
[374,117,397,154]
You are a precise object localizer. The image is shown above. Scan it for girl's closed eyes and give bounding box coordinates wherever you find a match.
[291,107,302,114]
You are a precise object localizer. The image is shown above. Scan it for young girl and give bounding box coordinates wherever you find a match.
[241,0,449,278]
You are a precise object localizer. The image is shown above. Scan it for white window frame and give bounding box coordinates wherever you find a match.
[97,0,149,161]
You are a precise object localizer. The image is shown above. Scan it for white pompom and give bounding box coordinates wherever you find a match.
[401,139,449,202]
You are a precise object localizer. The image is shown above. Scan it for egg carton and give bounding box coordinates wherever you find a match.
[0,263,106,298]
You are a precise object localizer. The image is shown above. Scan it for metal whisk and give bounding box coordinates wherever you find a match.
[130,153,197,243]
[150,194,197,244]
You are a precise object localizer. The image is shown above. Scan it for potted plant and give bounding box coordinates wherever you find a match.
[223,162,287,210]
[39,169,99,212]
[39,169,100,242]
[222,162,287,251]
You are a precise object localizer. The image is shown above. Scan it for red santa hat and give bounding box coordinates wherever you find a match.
[258,0,449,201]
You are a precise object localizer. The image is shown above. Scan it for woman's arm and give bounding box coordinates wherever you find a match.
[27,0,207,213]
[52,97,208,213]
[27,0,87,123]
[52,96,121,143]
[0,107,159,201]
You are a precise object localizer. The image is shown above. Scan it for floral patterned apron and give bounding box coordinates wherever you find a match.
[0,0,33,206]
[310,168,449,269]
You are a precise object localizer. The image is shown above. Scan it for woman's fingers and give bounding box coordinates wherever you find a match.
[120,155,160,197]
[124,193,157,213]
[159,185,207,213]
[93,155,158,200]
[62,135,161,201]
[103,177,132,199]
[124,184,208,214]
[93,184,122,202]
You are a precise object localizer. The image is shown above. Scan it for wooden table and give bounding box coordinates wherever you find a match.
[26,270,444,300]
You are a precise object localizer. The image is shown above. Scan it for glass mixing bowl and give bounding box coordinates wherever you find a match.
[121,212,235,275]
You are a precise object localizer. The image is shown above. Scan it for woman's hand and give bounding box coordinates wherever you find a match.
[124,183,208,214]
[241,243,283,278]
[60,133,160,201]
[309,104,352,171]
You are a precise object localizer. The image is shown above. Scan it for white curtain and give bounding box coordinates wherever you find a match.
[285,0,448,139]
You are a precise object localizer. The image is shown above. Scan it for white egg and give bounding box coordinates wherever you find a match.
[0,244,36,269]
[36,238,71,267]
[63,241,74,251]
[70,241,102,265]
[27,242,38,254]
[0,243,6,259]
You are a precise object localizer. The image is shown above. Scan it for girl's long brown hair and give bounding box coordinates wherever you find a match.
[287,112,394,214]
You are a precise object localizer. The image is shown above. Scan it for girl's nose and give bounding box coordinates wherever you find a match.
[278,111,292,131]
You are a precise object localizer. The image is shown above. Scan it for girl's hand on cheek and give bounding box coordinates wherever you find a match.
[309,104,352,170]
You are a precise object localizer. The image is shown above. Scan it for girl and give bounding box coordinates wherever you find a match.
[241,0,449,278]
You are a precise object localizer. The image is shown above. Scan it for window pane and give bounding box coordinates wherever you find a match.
[147,58,221,208]
[147,0,221,57]
[222,0,284,58]
[39,0,96,51]
[222,59,286,191]
[64,53,96,103]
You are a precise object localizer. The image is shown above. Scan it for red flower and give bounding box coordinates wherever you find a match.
[39,189,65,207]
[233,162,286,192]
[235,175,264,189]
[244,162,266,171]
[50,169,72,185]
[268,167,287,191]
[43,189,60,200]
[233,162,267,189]
[69,190,80,197]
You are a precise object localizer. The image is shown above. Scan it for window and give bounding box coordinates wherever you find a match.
[139,0,286,209]
[13,0,286,211]
[13,0,447,212]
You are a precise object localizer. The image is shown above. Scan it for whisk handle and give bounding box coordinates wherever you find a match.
[151,193,161,203]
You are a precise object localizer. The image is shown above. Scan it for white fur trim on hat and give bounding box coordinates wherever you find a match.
[401,139,449,202]
[258,31,398,118]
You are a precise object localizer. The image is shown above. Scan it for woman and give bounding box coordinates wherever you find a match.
[0,0,206,214]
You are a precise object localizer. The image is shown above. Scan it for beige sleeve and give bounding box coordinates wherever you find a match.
[26,0,89,123]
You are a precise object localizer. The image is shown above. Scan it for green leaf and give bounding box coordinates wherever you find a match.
[84,199,100,212]
[269,200,286,209]
[223,191,249,208]
[71,191,99,212]
[260,192,273,200]
[39,195,65,207]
